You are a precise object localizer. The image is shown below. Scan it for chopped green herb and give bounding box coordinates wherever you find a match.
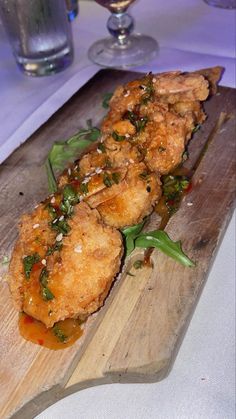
[103,172,113,188]
[50,218,71,235]
[192,124,201,133]
[123,111,148,132]
[80,182,89,195]
[139,171,149,180]
[45,121,101,193]
[112,131,126,142]
[103,172,120,188]
[102,92,113,109]
[140,76,154,105]
[46,242,63,256]
[23,253,40,280]
[112,172,120,184]
[1,255,9,265]
[52,324,68,343]
[42,286,55,301]
[39,268,55,301]
[63,184,78,203]
[39,267,49,287]
[97,143,106,153]
[162,174,190,201]
[45,203,57,219]
[133,260,143,269]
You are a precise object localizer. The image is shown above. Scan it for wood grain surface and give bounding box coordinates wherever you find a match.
[0,70,235,419]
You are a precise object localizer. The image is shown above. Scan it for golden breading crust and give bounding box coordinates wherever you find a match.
[9,202,123,327]
[92,163,162,228]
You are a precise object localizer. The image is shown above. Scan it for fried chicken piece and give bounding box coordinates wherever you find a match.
[89,162,161,228]
[102,71,209,133]
[9,202,123,328]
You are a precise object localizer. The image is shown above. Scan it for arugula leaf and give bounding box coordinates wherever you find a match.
[45,121,101,193]
[102,92,113,109]
[135,230,195,267]
[122,221,195,267]
[122,220,146,256]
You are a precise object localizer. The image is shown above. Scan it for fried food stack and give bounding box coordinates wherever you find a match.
[9,68,222,328]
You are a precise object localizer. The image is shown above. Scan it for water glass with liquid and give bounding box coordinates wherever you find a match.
[0,0,74,76]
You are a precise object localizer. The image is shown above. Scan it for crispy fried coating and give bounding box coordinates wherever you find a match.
[9,202,123,327]
[90,163,161,228]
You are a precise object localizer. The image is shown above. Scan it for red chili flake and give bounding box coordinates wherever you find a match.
[185,182,193,193]
[167,199,175,207]
[37,339,44,345]
[23,315,35,324]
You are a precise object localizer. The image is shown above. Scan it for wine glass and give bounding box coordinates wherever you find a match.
[88,0,158,68]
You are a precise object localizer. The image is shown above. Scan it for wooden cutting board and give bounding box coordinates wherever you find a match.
[0,70,235,419]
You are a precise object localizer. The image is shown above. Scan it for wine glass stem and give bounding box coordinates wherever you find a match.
[107,11,134,46]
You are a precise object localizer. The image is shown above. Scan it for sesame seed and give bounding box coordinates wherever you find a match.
[82,177,90,184]
[125,133,130,138]
[41,259,47,266]
[152,77,157,82]
[124,90,130,97]
[33,223,40,229]
[97,148,102,154]
[95,167,102,174]
[74,244,82,253]
[68,168,71,175]
[59,215,64,221]
[187,202,193,206]
[34,204,39,209]
[56,233,63,242]
[50,197,56,204]
[53,218,58,224]
[129,159,134,164]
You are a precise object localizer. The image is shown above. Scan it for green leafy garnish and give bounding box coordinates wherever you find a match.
[52,324,68,343]
[112,131,126,142]
[45,121,101,193]
[42,287,54,301]
[124,111,148,132]
[122,221,195,267]
[50,218,71,235]
[46,242,63,256]
[122,220,146,256]
[103,172,120,188]
[59,184,79,217]
[102,92,113,109]
[39,268,55,301]
[192,124,201,133]
[97,142,106,153]
[1,255,9,265]
[140,75,154,105]
[133,260,143,269]
[135,231,195,267]
[23,253,40,280]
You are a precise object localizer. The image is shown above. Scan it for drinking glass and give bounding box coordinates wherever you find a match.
[0,0,74,76]
[88,0,158,68]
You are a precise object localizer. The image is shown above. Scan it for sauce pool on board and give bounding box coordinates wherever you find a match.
[19,312,84,350]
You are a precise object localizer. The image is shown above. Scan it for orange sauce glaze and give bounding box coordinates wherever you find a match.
[19,313,83,350]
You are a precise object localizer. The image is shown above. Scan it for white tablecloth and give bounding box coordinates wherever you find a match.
[0,0,235,418]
